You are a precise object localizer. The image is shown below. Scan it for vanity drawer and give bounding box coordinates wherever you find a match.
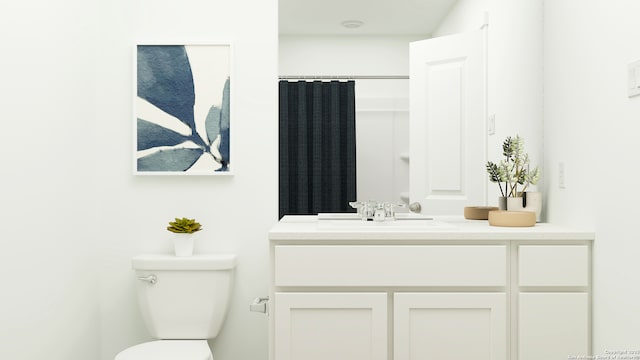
[274,245,507,287]
[518,245,589,287]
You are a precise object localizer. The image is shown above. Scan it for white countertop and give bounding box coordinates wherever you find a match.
[269,215,595,241]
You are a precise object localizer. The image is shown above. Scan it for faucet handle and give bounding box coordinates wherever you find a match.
[383,202,405,218]
[349,201,366,218]
[349,200,406,220]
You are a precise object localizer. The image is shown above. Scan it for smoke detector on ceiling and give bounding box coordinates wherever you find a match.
[341,20,364,29]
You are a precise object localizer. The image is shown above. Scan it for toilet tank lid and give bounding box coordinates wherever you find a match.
[132,254,237,270]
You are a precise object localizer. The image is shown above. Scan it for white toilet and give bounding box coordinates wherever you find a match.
[115,253,237,360]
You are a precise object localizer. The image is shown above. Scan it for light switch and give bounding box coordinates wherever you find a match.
[628,60,640,98]
[488,114,495,135]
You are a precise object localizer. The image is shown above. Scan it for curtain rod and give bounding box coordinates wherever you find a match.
[279,75,409,80]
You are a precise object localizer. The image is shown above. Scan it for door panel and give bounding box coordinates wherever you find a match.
[274,292,387,360]
[395,293,506,360]
[519,293,589,360]
[410,29,487,215]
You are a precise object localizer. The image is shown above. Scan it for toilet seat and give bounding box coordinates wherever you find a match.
[115,340,212,360]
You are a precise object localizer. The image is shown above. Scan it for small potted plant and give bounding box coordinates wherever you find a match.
[486,135,541,216]
[167,217,202,256]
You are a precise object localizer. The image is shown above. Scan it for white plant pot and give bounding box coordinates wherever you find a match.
[506,192,542,222]
[172,233,195,257]
[506,196,524,211]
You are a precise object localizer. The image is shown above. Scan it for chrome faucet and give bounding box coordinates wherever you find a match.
[349,201,406,221]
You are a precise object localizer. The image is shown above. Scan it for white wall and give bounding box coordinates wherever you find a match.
[544,0,640,354]
[96,1,278,360]
[0,1,100,359]
[1,0,277,359]
[434,0,544,208]
[280,35,423,79]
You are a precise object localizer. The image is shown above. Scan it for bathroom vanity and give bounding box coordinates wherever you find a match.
[268,215,594,360]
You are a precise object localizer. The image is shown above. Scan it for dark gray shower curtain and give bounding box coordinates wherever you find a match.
[279,80,357,219]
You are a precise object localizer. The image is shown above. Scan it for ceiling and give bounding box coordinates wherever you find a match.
[279,0,459,36]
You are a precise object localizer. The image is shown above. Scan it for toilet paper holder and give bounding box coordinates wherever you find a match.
[250,297,269,315]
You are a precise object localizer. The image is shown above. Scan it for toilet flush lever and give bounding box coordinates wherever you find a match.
[137,274,157,285]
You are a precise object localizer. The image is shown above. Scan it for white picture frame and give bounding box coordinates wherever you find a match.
[134,43,233,175]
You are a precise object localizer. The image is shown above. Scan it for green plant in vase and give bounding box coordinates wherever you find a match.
[486,135,540,198]
[167,217,202,233]
[167,217,202,257]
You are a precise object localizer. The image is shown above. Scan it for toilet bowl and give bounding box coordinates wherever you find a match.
[115,340,212,360]
[115,254,237,360]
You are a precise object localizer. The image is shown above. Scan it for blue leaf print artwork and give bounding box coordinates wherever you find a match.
[137,119,190,151]
[136,45,231,173]
[138,148,204,171]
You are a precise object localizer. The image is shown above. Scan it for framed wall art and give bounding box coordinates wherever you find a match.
[135,44,232,175]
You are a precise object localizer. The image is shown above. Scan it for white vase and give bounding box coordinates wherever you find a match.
[506,196,524,210]
[506,192,542,222]
[524,191,542,222]
[172,233,195,257]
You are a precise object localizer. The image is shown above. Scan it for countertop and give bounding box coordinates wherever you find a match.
[268,215,595,242]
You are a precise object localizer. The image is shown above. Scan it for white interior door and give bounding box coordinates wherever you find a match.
[409,29,487,215]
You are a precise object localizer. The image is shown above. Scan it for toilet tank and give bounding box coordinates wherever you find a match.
[132,254,237,339]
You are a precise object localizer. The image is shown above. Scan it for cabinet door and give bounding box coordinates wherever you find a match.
[275,293,387,360]
[395,293,507,360]
[519,293,589,360]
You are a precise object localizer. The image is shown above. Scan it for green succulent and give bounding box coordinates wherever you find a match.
[167,217,202,234]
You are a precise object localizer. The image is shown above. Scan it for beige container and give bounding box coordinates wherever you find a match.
[464,206,499,220]
[488,210,536,227]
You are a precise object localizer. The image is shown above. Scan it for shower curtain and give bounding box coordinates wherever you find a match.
[279,80,357,219]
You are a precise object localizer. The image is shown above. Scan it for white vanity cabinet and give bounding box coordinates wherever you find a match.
[269,216,594,360]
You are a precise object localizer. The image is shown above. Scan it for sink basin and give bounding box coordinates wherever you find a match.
[317,213,455,230]
[318,213,433,221]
